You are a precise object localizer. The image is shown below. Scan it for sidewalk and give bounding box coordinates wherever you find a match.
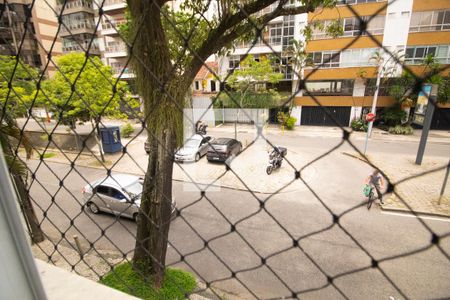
[211,123,450,144]
[345,152,450,217]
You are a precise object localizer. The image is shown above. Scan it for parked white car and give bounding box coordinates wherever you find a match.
[82,174,176,222]
[174,134,214,162]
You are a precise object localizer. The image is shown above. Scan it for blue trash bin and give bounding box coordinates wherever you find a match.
[99,126,122,153]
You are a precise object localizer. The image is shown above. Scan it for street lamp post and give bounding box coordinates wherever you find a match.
[363,50,402,155]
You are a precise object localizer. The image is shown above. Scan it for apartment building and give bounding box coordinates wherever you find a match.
[221,0,450,129]
[0,0,62,75]
[97,0,131,79]
[58,0,99,55]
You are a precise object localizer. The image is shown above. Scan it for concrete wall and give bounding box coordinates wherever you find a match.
[25,131,98,152]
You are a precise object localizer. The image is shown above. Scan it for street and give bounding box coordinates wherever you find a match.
[27,131,450,299]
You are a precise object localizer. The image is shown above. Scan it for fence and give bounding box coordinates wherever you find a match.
[1,0,450,299]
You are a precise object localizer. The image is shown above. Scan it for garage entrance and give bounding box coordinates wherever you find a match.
[431,108,450,130]
[301,106,351,127]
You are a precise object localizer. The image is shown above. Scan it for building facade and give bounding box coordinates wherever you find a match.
[58,0,99,56]
[221,0,450,129]
[1,0,62,75]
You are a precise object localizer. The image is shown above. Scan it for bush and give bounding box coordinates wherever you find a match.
[382,106,407,127]
[351,118,368,132]
[100,262,196,300]
[277,111,297,130]
[120,122,135,138]
[285,116,297,130]
[388,125,414,135]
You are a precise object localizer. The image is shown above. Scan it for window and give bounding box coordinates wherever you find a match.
[365,78,396,96]
[210,80,216,92]
[311,16,385,40]
[305,80,354,95]
[410,10,450,32]
[340,48,378,67]
[228,56,240,70]
[282,16,295,50]
[110,188,126,200]
[96,185,110,195]
[337,0,385,4]
[308,51,340,68]
[405,45,450,64]
[194,81,200,90]
[269,23,282,45]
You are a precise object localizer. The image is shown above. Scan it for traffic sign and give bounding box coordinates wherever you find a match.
[365,113,375,122]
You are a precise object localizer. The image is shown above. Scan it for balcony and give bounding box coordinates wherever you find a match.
[104,42,128,57]
[62,43,100,55]
[101,19,127,36]
[60,21,96,37]
[102,0,127,12]
[112,65,135,79]
[57,0,95,15]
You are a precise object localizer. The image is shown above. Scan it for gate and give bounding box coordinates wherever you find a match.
[301,106,351,127]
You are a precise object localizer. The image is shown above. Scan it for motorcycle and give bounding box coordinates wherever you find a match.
[195,122,208,135]
[266,146,287,175]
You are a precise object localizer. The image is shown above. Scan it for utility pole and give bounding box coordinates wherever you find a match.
[415,84,438,165]
[363,61,382,155]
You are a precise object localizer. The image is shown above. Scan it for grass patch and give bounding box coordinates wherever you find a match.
[100,262,196,300]
[38,152,56,159]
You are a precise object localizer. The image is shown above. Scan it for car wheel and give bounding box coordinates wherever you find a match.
[87,202,100,214]
[133,212,140,223]
[195,153,200,162]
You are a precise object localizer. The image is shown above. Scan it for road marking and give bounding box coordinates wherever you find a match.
[382,211,450,222]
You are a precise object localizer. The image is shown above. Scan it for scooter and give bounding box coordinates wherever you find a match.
[266,147,287,175]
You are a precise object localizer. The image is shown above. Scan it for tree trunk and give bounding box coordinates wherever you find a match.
[12,174,45,244]
[91,119,105,163]
[128,1,186,287]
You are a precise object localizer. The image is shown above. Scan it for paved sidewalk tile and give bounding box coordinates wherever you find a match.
[347,152,450,217]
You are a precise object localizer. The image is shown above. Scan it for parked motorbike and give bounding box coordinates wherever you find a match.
[196,124,207,135]
[266,147,287,175]
[195,121,208,135]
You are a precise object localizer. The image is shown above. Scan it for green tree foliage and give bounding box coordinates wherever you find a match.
[388,55,450,105]
[0,55,39,117]
[220,55,283,108]
[42,53,137,127]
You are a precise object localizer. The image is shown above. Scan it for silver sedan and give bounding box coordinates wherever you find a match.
[174,134,214,162]
[82,174,176,222]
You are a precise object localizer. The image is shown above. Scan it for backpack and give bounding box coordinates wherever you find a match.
[363,184,372,197]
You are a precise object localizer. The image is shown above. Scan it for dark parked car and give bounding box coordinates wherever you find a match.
[207,138,242,162]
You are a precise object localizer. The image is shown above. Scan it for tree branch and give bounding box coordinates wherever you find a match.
[183,0,316,84]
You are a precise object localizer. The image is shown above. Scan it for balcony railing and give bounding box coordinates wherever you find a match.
[60,21,96,33]
[101,19,127,31]
[57,0,94,12]
[104,0,126,6]
[105,43,127,53]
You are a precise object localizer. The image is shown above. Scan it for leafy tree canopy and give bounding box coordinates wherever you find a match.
[0,55,39,117]
[42,53,138,125]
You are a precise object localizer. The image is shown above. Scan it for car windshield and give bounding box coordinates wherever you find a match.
[184,139,200,148]
[124,180,142,197]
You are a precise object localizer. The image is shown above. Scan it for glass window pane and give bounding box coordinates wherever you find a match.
[419,12,433,26]
[313,52,322,64]
[415,47,425,58]
[437,46,448,57]
[427,47,436,57]
[444,11,450,24]
[405,48,414,58]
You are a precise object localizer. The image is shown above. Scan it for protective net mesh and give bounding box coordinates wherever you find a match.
[1,0,449,299]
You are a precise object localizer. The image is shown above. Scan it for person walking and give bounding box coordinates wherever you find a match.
[366,170,384,205]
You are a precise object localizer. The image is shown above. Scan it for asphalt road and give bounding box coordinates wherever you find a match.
[27,135,450,299]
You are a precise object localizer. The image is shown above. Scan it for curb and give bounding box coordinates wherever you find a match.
[380,205,450,219]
